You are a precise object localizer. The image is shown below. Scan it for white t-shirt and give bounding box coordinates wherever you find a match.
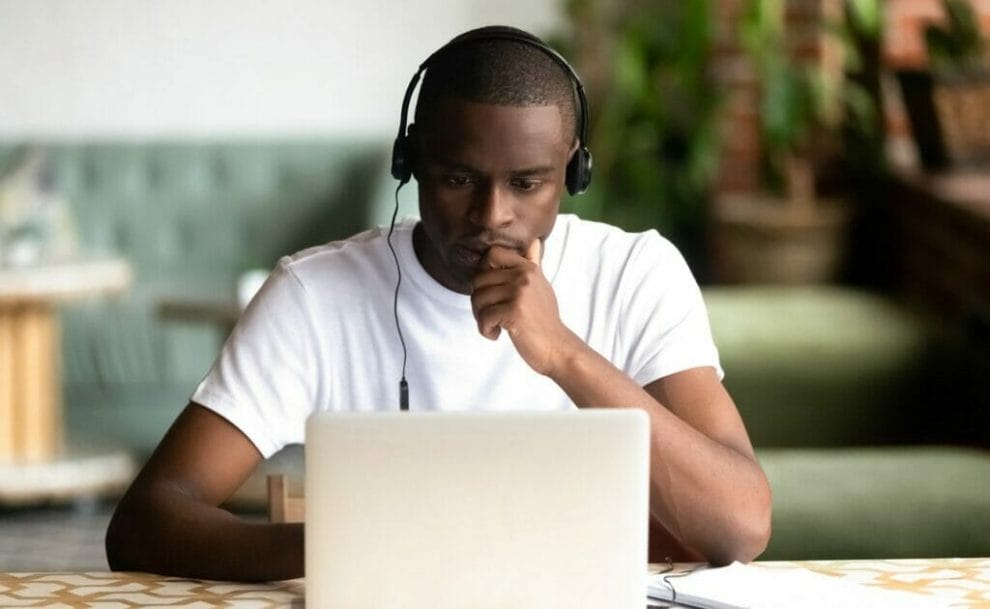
[192,214,722,458]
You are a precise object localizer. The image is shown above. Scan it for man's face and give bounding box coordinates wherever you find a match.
[412,98,574,294]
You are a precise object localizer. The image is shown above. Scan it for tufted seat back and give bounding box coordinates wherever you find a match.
[0,140,391,452]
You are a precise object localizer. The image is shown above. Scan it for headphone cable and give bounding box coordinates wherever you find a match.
[386,182,409,411]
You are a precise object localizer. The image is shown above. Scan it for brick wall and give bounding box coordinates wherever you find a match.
[713,0,990,187]
[885,0,990,164]
[886,0,990,68]
[712,0,761,194]
[711,0,841,195]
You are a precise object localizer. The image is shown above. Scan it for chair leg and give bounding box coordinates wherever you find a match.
[267,474,288,523]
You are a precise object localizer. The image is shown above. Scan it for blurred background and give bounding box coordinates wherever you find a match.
[0,0,988,569]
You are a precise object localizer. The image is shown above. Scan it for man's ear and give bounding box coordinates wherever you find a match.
[567,137,580,161]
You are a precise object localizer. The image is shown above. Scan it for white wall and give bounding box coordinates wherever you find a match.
[0,0,565,138]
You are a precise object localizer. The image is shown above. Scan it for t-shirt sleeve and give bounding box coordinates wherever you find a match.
[619,232,723,386]
[191,257,322,458]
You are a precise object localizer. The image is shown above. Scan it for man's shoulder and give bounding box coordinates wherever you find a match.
[280,219,415,274]
[556,214,678,261]
[260,219,416,299]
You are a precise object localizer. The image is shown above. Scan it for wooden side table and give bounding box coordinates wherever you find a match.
[0,258,131,465]
[155,295,242,340]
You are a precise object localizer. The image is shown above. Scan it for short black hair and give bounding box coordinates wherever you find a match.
[413,37,579,144]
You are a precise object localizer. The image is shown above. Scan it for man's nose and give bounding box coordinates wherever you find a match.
[468,184,514,229]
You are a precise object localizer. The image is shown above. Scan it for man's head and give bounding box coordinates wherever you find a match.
[412,30,580,149]
[400,27,587,294]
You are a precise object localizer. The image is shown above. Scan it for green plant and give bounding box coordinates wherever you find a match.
[841,0,886,175]
[555,0,721,267]
[740,0,878,199]
[925,0,985,71]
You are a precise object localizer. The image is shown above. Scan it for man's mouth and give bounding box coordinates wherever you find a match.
[451,237,525,271]
[452,244,484,267]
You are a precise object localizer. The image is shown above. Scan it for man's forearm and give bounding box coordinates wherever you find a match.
[642,408,771,565]
[548,335,771,564]
[106,488,303,581]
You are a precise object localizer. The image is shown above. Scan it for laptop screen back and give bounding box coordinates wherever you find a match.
[305,409,649,609]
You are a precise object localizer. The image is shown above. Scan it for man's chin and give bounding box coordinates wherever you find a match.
[425,255,473,294]
[447,267,476,294]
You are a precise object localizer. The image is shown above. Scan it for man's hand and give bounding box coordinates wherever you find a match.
[470,242,771,566]
[470,240,583,376]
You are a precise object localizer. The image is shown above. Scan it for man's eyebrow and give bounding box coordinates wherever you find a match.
[511,165,556,177]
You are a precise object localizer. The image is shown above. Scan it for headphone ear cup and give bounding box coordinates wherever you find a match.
[565,146,593,196]
[391,135,412,183]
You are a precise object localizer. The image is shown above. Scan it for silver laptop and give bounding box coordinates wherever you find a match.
[305,409,650,609]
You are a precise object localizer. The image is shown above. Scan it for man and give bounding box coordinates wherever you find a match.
[106,26,771,582]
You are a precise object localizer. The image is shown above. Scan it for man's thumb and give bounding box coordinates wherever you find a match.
[526,239,542,267]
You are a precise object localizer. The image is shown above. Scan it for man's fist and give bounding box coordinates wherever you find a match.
[470,240,582,376]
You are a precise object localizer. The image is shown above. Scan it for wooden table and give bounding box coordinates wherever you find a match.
[1,558,987,607]
[0,257,134,502]
[155,295,242,338]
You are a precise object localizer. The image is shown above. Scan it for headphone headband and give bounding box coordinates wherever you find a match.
[391,25,592,195]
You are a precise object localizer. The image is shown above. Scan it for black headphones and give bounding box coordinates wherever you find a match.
[390,25,593,196]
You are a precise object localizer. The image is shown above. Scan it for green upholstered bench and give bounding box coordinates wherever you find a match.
[705,286,990,559]
[0,140,398,455]
[761,446,990,559]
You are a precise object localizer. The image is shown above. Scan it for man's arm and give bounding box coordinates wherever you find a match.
[472,243,771,565]
[552,354,771,565]
[105,402,303,581]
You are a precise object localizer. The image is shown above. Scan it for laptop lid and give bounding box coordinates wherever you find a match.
[305,409,650,609]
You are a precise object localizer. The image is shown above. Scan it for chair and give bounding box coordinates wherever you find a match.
[266,474,305,523]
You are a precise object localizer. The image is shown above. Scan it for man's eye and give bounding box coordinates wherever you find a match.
[443,175,473,187]
[512,179,541,192]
